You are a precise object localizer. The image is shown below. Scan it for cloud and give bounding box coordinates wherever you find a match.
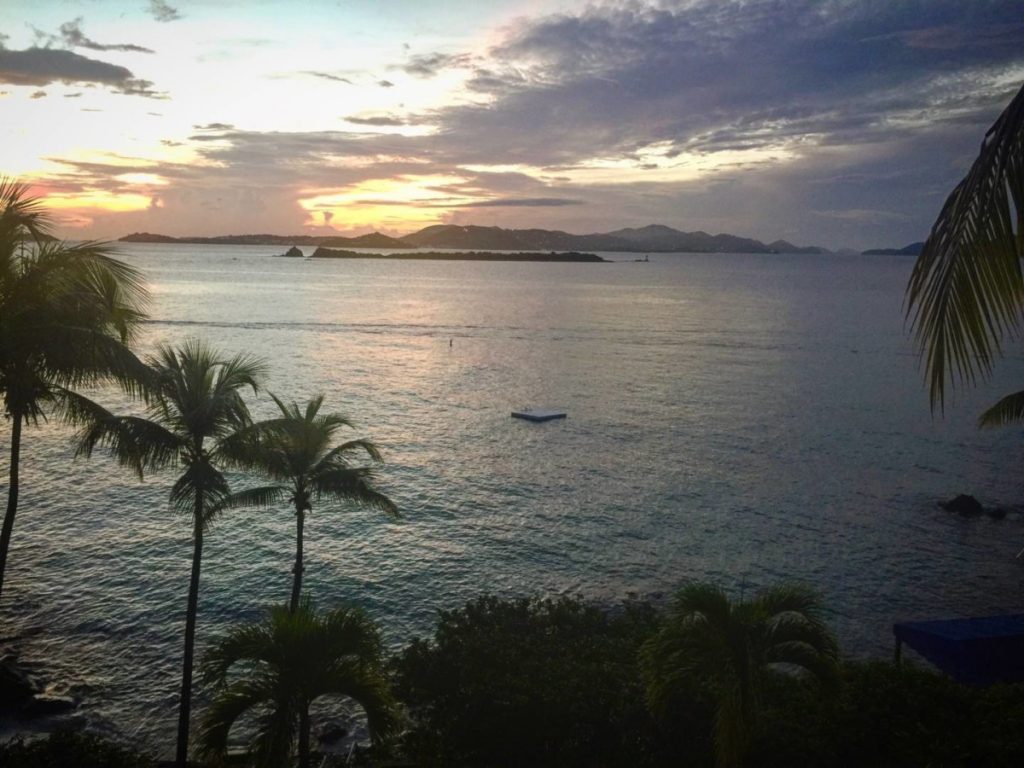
[301,71,353,84]
[30,89,46,99]
[344,114,408,127]
[448,197,583,208]
[401,52,473,78]
[812,208,911,223]
[25,0,1024,248]
[378,79,395,88]
[147,0,181,23]
[0,47,133,86]
[58,18,154,53]
[193,122,234,131]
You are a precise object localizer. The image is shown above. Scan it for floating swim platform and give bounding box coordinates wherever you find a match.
[511,408,567,423]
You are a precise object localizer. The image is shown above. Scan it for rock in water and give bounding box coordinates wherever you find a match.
[940,494,984,517]
[0,655,37,708]
[274,246,304,258]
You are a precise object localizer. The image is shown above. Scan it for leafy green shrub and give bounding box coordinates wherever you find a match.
[750,661,1024,768]
[0,729,155,768]
[393,594,678,768]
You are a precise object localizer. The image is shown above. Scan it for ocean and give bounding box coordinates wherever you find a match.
[2,243,1023,752]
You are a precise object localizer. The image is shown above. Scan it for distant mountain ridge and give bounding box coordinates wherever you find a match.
[861,242,925,256]
[120,231,412,248]
[120,224,835,254]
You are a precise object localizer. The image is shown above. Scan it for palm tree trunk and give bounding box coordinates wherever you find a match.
[0,412,23,603]
[176,510,204,767]
[298,701,311,768]
[289,505,305,613]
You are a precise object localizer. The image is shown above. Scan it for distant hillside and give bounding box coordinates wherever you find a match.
[119,232,412,248]
[401,224,828,254]
[862,241,925,256]
[310,247,605,262]
[766,239,829,255]
[120,225,830,254]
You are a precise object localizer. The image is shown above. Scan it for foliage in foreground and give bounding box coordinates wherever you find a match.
[0,729,155,768]
[393,593,1024,768]
[641,583,838,768]
[198,601,399,768]
[906,80,1023,420]
[393,594,681,768]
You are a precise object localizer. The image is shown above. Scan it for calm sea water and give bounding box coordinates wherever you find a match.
[2,244,1024,752]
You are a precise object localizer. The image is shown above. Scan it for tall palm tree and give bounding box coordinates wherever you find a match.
[0,178,150,602]
[906,81,1024,422]
[73,340,265,767]
[218,394,398,613]
[197,601,398,768]
[640,583,837,768]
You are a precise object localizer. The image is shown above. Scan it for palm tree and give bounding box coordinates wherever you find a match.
[906,81,1024,422]
[73,340,265,767]
[640,583,837,768]
[197,601,398,768]
[0,178,150,602]
[218,394,398,613]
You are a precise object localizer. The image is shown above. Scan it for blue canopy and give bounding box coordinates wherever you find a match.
[893,614,1024,686]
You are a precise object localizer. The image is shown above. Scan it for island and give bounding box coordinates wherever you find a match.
[309,247,607,262]
[119,225,831,254]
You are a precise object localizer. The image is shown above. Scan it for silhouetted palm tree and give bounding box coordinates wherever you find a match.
[0,178,149,602]
[906,81,1024,423]
[640,583,837,768]
[197,601,398,768]
[74,340,265,767]
[218,394,397,612]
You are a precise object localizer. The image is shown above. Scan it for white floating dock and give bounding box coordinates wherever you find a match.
[511,408,567,423]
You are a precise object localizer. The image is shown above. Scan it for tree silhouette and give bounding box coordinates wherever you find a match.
[0,178,149,602]
[641,583,837,768]
[198,601,398,768]
[74,340,265,767]
[906,82,1024,423]
[218,394,397,612]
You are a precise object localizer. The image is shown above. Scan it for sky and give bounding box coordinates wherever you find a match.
[1,0,1022,250]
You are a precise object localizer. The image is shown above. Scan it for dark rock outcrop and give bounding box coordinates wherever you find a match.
[274,246,304,258]
[940,494,984,517]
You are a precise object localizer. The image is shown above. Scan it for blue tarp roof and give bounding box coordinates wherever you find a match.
[893,614,1024,686]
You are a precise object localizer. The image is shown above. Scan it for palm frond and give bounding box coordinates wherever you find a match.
[207,484,289,516]
[313,661,400,744]
[311,466,399,518]
[195,678,275,762]
[978,388,1024,427]
[906,81,1024,411]
[74,412,183,479]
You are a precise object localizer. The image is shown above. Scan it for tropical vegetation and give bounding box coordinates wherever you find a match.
[640,583,838,768]
[217,394,398,612]
[73,340,265,767]
[0,179,149,602]
[907,81,1024,422]
[197,601,398,768]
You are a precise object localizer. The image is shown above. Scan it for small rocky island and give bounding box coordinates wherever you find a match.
[309,247,606,262]
[274,246,304,258]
